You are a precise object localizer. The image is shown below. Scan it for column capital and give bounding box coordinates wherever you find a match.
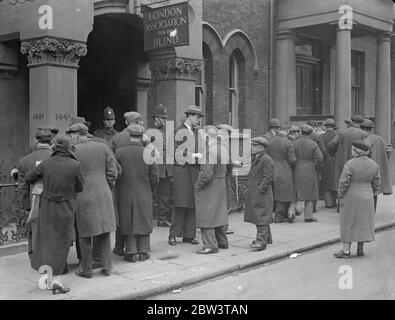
[20,37,87,69]
[276,30,296,41]
[377,32,393,43]
[149,57,202,81]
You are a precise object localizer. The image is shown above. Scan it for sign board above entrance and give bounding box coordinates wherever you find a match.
[143,1,189,51]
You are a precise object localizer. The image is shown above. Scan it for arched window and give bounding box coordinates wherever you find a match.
[229,50,245,128]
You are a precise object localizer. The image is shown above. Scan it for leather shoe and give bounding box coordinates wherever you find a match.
[226,229,234,235]
[101,269,111,276]
[74,270,92,279]
[250,242,267,251]
[288,216,295,223]
[168,236,177,246]
[139,253,151,262]
[304,218,318,223]
[113,248,124,256]
[158,220,171,227]
[124,254,138,263]
[274,216,288,223]
[333,250,350,259]
[92,261,102,269]
[196,248,218,254]
[218,244,228,249]
[357,249,364,257]
[183,238,199,245]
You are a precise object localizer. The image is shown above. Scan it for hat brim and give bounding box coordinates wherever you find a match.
[152,114,168,119]
[185,111,205,117]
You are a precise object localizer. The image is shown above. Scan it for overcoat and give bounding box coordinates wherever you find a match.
[195,141,228,228]
[149,126,173,178]
[172,123,200,208]
[94,127,118,146]
[266,134,296,202]
[338,156,381,242]
[111,128,132,152]
[327,126,368,184]
[24,149,83,275]
[310,132,326,156]
[293,136,324,201]
[74,138,117,238]
[365,133,392,195]
[115,141,159,235]
[320,129,337,191]
[244,152,274,226]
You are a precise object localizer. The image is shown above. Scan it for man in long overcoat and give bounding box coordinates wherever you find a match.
[194,126,228,254]
[360,119,393,210]
[245,137,274,251]
[168,106,204,246]
[266,124,296,223]
[334,140,381,259]
[327,118,368,189]
[115,124,158,262]
[67,123,117,278]
[287,126,302,219]
[18,130,54,262]
[293,125,324,222]
[149,104,173,227]
[320,119,338,208]
[110,111,143,256]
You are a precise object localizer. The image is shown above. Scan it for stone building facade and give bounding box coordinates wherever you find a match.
[0,0,394,176]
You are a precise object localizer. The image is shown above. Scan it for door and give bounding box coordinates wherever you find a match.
[296,61,321,115]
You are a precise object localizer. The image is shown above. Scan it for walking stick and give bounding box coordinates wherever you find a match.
[337,196,340,213]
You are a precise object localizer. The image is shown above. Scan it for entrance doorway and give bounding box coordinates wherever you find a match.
[78,14,146,132]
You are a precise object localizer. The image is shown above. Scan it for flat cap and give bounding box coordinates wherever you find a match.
[344,119,352,125]
[306,120,316,127]
[351,115,364,124]
[124,111,143,123]
[65,123,89,134]
[289,125,300,133]
[37,124,59,136]
[323,118,336,127]
[103,107,115,120]
[268,118,281,128]
[69,116,86,126]
[301,124,313,134]
[352,140,370,152]
[35,131,53,142]
[185,106,204,117]
[126,124,145,137]
[252,136,269,147]
[360,119,375,129]
[53,135,73,151]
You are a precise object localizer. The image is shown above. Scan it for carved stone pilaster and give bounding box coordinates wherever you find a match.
[149,57,202,81]
[20,37,87,68]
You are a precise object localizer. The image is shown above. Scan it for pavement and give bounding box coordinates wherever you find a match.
[0,192,394,300]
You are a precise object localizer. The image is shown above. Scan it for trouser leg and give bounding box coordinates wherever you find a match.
[288,201,297,218]
[374,195,378,212]
[304,201,314,220]
[79,236,93,275]
[313,200,317,212]
[323,191,335,208]
[125,235,138,255]
[137,235,151,253]
[169,207,185,237]
[215,226,228,246]
[256,225,273,245]
[95,233,112,271]
[201,228,218,249]
[158,177,172,222]
[114,228,125,251]
[74,217,81,260]
[92,236,101,263]
[275,202,290,220]
[183,208,196,240]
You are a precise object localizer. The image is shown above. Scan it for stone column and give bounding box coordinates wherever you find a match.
[275,30,296,125]
[334,28,352,131]
[20,37,87,145]
[375,32,392,143]
[149,56,202,125]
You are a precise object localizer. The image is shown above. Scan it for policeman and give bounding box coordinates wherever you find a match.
[150,104,173,227]
[94,107,118,143]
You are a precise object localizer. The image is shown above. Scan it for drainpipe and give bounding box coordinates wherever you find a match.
[268,0,275,124]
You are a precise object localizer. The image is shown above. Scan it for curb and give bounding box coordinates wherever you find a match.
[116,222,395,300]
[0,241,28,258]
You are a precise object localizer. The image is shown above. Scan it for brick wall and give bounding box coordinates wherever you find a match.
[203,0,271,135]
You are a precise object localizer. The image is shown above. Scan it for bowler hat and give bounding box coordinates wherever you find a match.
[323,119,336,127]
[252,137,269,147]
[103,107,115,120]
[352,140,370,152]
[65,123,89,134]
[124,111,143,123]
[268,118,281,128]
[360,119,375,129]
[126,124,145,137]
[301,124,313,134]
[185,106,204,117]
[351,115,364,124]
[152,104,168,119]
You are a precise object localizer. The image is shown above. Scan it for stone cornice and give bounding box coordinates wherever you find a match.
[149,57,202,81]
[20,37,87,68]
